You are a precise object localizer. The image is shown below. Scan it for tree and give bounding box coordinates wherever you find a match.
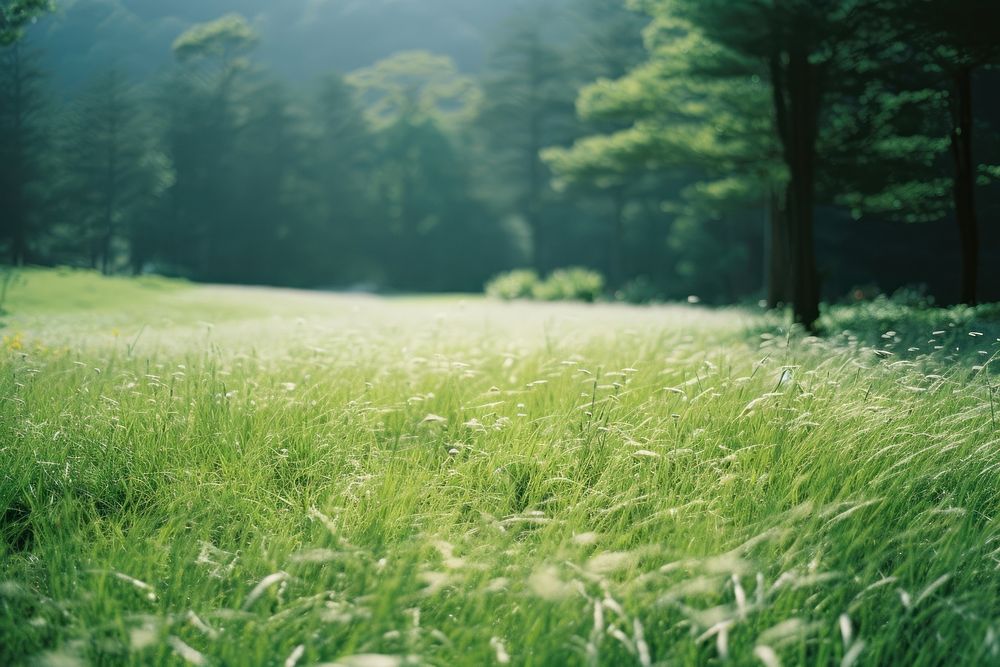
[347,51,515,290]
[570,0,649,81]
[669,177,768,302]
[160,13,258,278]
[886,0,1000,304]
[831,82,951,229]
[306,73,378,285]
[478,8,579,271]
[660,0,880,327]
[347,50,481,131]
[371,100,512,291]
[546,0,651,288]
[0,42,47,265]
[58,69,172,274]
[0,0,49,46]
[545,13,781,299]
[171,12,258,68]
[224,78,306,284]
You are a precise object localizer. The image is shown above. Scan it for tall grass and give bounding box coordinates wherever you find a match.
[1,271,999,666]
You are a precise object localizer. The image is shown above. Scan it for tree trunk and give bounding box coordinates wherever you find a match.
[526,116,544,273]
[130,245,144,276]
[10,210,26,266]
[102,81,119,276]
[950,66,978,305]
[101,228,114,275]
[608,189,626,288]
[770,47,821,330]
[9,44,26,266]
[766,188,790,308]
[526,30,546,273]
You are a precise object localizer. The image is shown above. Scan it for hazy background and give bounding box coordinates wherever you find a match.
[37,0,529,88]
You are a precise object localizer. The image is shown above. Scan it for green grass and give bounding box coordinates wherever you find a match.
[0,268,189,313]
[2,270,999,666]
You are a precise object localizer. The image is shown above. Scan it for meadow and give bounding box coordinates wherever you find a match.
[2,269,1000,666]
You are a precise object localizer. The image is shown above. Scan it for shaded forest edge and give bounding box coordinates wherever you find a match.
[2,1,1000,330]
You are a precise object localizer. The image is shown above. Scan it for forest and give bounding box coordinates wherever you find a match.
[2,0,999,327]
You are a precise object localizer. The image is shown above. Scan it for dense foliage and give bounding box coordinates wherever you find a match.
[1,1,999,313]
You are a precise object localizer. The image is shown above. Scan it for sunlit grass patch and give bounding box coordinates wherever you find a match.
[0,267,189,314]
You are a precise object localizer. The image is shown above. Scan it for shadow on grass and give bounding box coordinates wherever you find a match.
[751,295,1000,369]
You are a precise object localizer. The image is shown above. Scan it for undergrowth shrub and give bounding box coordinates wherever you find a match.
[532,268,605,302]
[484,269,540,300]
[486,267,606,303]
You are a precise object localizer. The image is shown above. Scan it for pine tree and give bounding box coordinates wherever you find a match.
[545,13,781,299]
[0,42,47,265]
[0,0,50,46]
[58,69,171,274]
[477,8,579,271]
[661,0,881,327]
[307,73,377,285]
[882,0,1000,304]
[161,13,258,278]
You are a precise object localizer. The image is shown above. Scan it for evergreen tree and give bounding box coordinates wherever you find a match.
[550,0,652,288]
[309,73,377,285]
[226,78,306,284]
[0,42,47,264]
[662,0,879,327]
[883,0,1000,304]
[58,69,171,274]
[570,0,649,81]
[545,13,780,299]
[347,50,480,131]
[373,101,510,291]
[0,0,49,46]
[477,8,579,271]
[160,13,258,278]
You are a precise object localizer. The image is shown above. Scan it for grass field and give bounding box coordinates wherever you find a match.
[2,269,1000,666]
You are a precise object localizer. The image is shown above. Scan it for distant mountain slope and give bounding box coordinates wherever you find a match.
[31,0,555,91]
